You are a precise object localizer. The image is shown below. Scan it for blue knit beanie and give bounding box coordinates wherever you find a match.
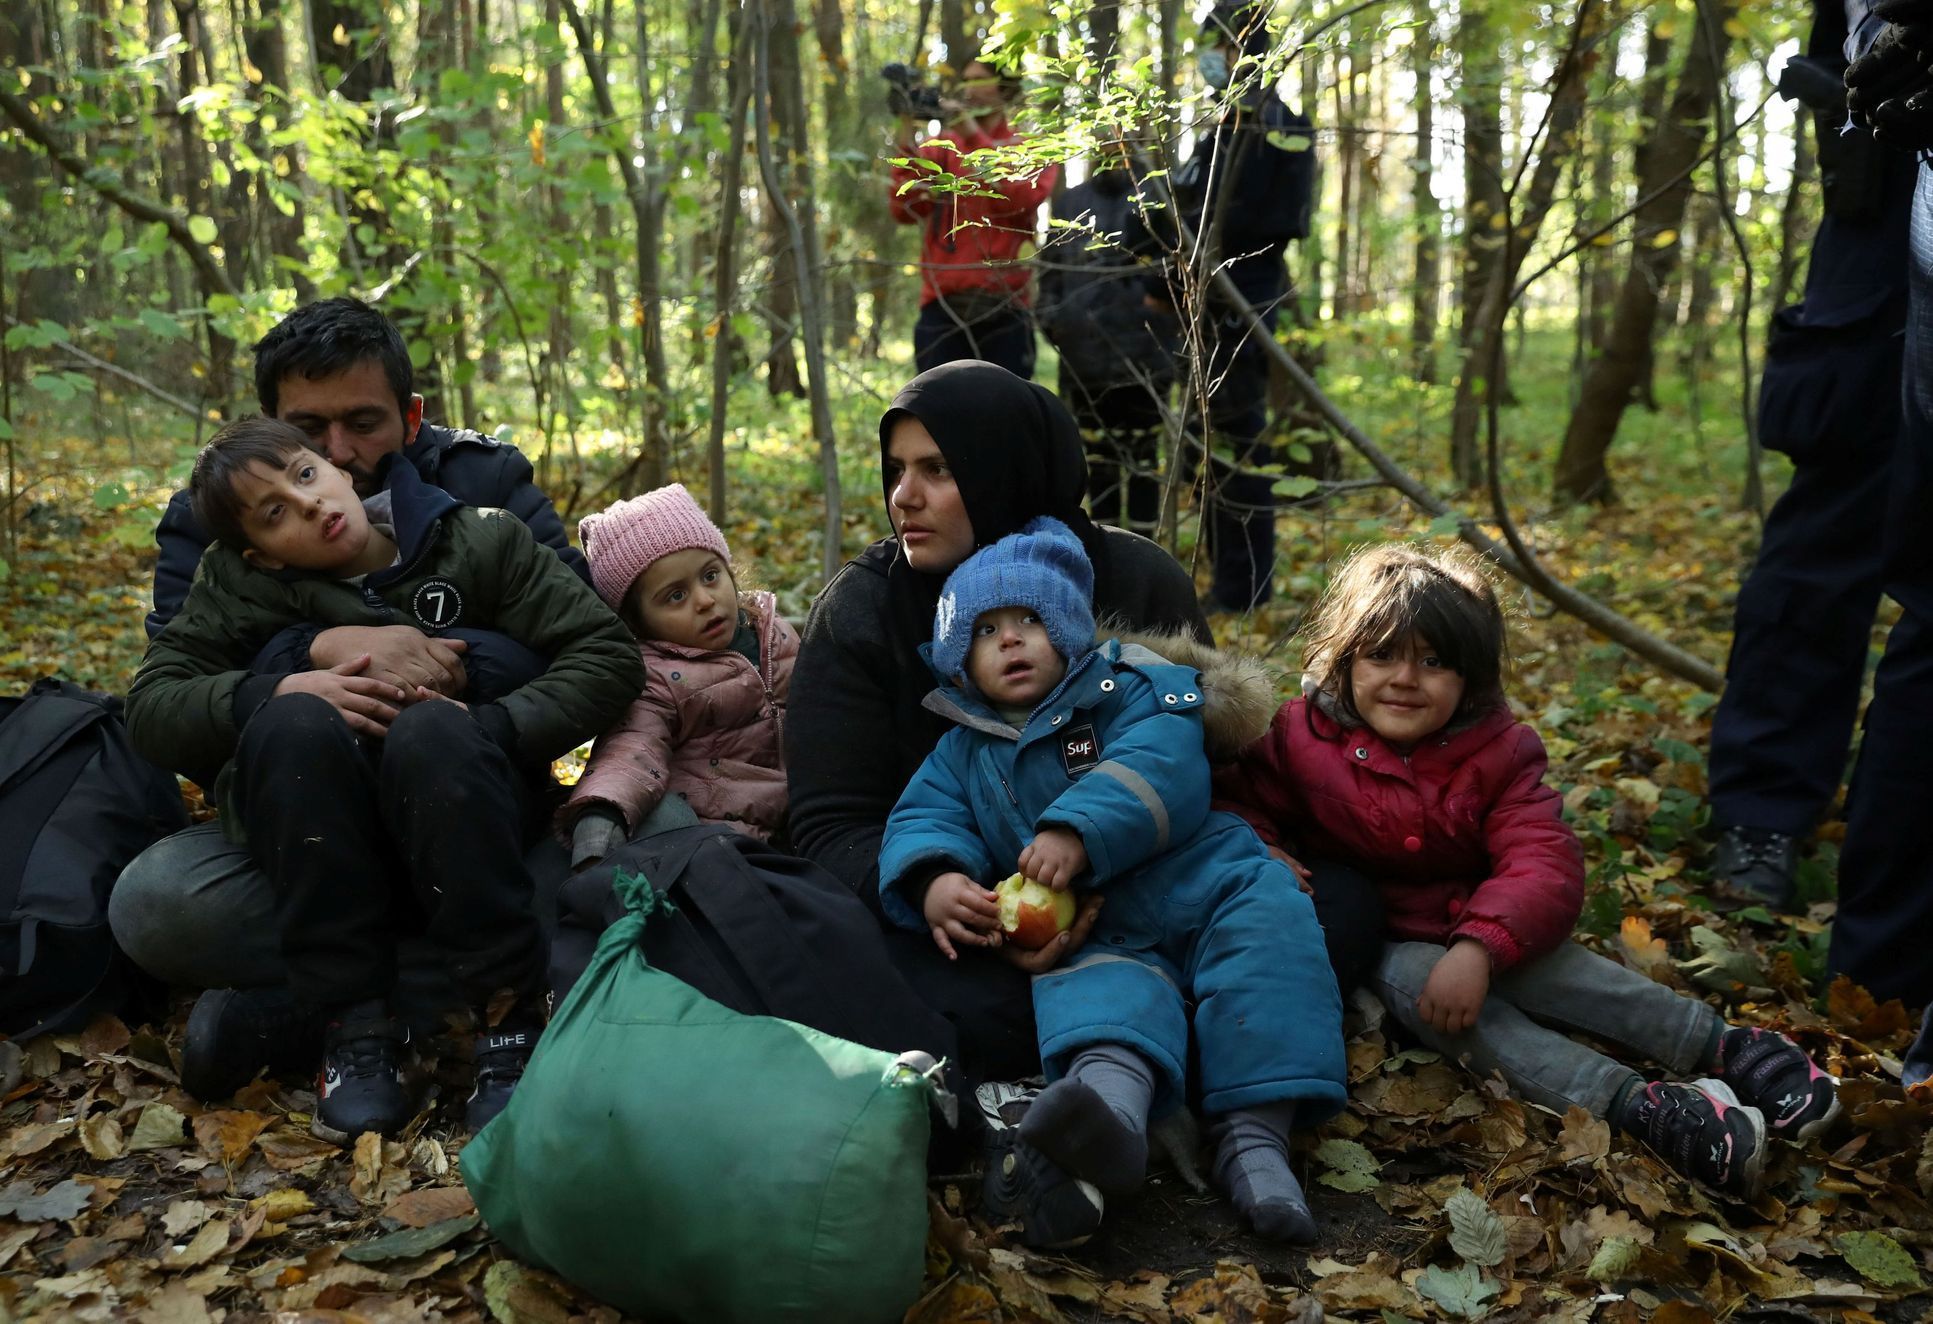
[932,517,1096,680]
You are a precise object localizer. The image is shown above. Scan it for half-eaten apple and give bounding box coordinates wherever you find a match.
[995,872,1077,950]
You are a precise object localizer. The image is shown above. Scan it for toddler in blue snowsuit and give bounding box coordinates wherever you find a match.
[880,518,1346,1247]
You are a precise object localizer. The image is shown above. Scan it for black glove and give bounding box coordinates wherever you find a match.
[1848,20,1933,148]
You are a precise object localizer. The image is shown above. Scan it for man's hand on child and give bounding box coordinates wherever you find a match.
[1018,828,1087,891]
[923,871,1002,961]
[1001,894,1103,974]
[312,624,468,698]
[274,656,405,738]
[1417,938,1491,1035]
[412,685,470,711]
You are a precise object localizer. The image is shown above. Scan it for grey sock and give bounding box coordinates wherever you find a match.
[1019,1044,1155,1196]
[1209,1101,1316,1244]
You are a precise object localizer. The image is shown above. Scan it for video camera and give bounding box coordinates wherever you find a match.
[1776,54,1847,115]
[881,62,945,118]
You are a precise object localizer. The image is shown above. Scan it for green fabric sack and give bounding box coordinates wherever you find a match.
[462,871,934,1324]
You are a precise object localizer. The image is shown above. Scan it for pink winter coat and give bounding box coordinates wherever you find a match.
[1216,696,1584,972]
[562,590,797,841]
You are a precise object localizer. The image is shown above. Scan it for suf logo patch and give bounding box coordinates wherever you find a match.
[1060,723,1100,776]
[411,578,465,630]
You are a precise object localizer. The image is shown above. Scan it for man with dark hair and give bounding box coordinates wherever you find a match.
[113,296,587,1102]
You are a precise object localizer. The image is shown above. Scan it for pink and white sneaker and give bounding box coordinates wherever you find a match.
[1715,1025,1841,1143]
[1624,1078,1768,1199]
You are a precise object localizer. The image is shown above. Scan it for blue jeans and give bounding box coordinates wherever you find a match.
[1370,940,1722,1118]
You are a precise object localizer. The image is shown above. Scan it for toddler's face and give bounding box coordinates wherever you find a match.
[1349,633,1465,751]
[965,606,1065,709]
[629,548,740,649]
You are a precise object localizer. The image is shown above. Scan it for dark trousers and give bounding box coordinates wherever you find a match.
[1706,452,1890,836]
[913,297,1037,380]
[1175,301,1279,611]
[880,855,1384,1085]
[1829,161,1933,1007]
[1060,371,1166,535]
[232,694,545,1013]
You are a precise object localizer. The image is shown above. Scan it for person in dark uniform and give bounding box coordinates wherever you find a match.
[1835,0,1933,1022]
[1036,136,1179,536]
[1150,0,1316,612]
[1706,0,1914,910]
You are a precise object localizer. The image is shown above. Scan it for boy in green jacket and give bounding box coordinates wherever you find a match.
[128,418,643,1139]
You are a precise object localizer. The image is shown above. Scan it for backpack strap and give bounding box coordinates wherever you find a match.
[0,682,113,795]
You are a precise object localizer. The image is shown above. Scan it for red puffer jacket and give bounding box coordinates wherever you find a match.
[889,116,1057,306]
[561,591,797,841]
[1216,696,1584,972]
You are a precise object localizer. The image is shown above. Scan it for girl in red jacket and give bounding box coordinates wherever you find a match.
[559,483,798,864]
[1220,544,1838,1200]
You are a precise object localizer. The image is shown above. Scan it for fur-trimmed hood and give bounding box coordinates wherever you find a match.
[1106,623,1281,761]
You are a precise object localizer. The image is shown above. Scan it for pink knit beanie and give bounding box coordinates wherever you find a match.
[578,483,732,610]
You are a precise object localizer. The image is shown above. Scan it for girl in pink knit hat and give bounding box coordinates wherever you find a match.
[560,483,798,864]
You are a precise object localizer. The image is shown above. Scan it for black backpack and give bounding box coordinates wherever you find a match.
[0,679,189,1039]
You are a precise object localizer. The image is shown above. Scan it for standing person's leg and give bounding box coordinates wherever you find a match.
[1705,454,1890,901]
[1202,307,1278,611]
[377,700,547,1128]
[231,693,412,1137]
[1832,162,1933,1007]
[913,300,954,373]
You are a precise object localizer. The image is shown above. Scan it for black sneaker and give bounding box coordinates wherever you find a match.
[465,1019,541,1132]
[181,987,323,1103]
[980,1127,1105,1249]
[974,1077,1044,1134]
[1715,1026,1840,1143]
[1623,1078,1768,1199]
[312,1002,412,1142]
[1712,827,1799,910]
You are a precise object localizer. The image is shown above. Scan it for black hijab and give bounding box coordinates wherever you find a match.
[876,360,1111,648]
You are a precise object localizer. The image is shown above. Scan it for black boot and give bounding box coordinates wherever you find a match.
[465,1014,542,1132]
[313,1002,413,1142]
[1712,826,1799,910]
[181,987,323,1103]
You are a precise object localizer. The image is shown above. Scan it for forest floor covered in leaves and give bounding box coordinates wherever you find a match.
[3,355,1932,1322]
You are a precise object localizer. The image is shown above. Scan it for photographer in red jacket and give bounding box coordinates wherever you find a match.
[889,57,1057,378]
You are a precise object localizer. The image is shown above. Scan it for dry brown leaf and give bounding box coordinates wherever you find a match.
[1584,1205,1655,1247]
[134,1282,217,1324]
[78,1113,124,1161]
[256,1128,340,1171]
[1310,1252,1416,1313]
[76,1015,132,1060]
[1557,1106,1610,1162]
[193,1109,273,1167]
[349,1132,410,1206]
[160,1218,230,1272]
[1827,976,1913,1043]
[0,1222,39,1270]
[381,1185,475,1228]
[256,1188,313,1224]
[159,1200,209,1239]
[904,1273,1005,1324]
[7,1118,76,1158]
[1096,1271,1172,1324]
[1617,915,1670,980]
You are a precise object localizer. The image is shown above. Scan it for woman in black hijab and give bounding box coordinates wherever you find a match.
[787,362,1210,1073]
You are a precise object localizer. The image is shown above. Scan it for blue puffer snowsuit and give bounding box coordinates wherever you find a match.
[880,640,1346,1118]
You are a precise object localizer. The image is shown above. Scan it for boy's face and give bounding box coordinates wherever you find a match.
[230,450,384,576]
[1349,632,1466,751]
[965,605,1065,708]
[628,547,740,649]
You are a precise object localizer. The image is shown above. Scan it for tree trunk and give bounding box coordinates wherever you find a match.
[1629,14,1675,410]
[1553,0,1736,505]
[708,5,753,520]
[1408,6,1439,381]
[246,0,309,300]
[941,0,970,69]
[760,0,807,398]
[1331,43,1355,317]
[1449,0,1504,489]
[1584,99,1617,353]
